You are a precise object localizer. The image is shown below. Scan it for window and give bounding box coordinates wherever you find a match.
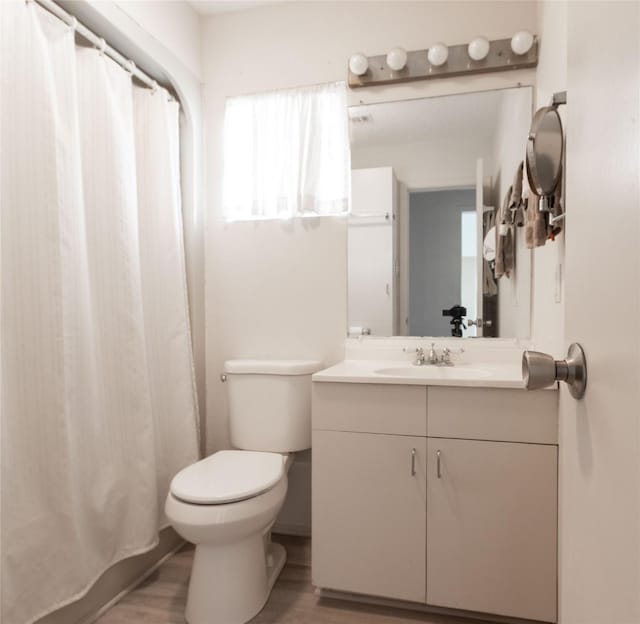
[222,82,350,221]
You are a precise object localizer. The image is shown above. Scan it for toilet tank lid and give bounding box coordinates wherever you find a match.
[224,359,323,375]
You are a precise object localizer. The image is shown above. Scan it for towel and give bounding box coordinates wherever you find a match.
[525,173,563,248]
[495,185,514,278]
[510,161,526,227]
[547,184,563,240]
[525,189,548,248]
[482,209,498,297]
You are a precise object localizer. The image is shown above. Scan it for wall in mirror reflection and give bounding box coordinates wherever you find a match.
[347,87,533,339]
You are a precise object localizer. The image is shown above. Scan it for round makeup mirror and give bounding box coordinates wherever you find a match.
[526,106,563,211]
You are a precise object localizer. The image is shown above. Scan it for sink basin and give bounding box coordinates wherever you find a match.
[374,366,492,379]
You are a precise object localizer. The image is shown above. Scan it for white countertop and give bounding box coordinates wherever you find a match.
[313,359,534,389]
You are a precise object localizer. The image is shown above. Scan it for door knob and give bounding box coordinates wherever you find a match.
[522,343,587,399]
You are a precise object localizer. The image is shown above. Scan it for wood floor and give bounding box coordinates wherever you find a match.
[96,535,490,624]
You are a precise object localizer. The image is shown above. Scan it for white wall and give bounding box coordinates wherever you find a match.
[531,0,567,356]
[204,1,539,451]
[491,88,533,338]
[105,0,203,80]
[352,133,494,190]
[559,2,640,622]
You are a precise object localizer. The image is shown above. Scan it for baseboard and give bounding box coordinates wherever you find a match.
[316,588,550,624]
[272,521,311,537]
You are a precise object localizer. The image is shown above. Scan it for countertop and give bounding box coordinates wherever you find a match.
[312,359,543,390]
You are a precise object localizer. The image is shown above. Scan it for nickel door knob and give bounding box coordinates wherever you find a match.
[522,343,587,399]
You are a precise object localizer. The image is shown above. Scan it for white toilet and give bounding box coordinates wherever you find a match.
[165,359,321,624]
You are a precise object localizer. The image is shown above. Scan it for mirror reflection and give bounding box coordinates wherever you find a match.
[348,87,533,338]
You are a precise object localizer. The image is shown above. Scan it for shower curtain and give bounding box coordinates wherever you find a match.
[0,3,200,624]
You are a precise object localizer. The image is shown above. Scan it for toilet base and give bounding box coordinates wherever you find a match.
[185,535,287,624]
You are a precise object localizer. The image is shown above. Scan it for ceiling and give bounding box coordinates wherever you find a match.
[186,0,284,15]
[349,90,507,149]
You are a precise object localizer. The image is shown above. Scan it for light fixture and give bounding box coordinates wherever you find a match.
[347,35,538,89]
[427,42,448,67]
[386,46,408,71]
[468,36,490,61]
[511,30,534,55]
[349,53,368,76]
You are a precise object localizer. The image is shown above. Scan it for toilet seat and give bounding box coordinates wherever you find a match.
[170,450,285,505]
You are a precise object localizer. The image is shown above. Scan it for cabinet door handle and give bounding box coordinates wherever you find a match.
[410,448,416,476]
[436,449,442,479]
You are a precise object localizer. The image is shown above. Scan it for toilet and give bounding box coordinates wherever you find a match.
[165,359,322,624]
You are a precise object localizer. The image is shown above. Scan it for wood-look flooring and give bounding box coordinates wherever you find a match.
[96,535,489,624]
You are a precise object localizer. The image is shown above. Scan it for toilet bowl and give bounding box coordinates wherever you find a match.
[165,359,322,624]
[165,451,290,624]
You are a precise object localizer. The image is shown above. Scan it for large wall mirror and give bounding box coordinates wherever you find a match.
[348,87,533,339]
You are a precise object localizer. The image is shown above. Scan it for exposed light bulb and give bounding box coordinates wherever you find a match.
[349,53,368,76]
[511,30,534,55]
[427,42,449,67]
[468,36,490,61]
[386,46,408,72]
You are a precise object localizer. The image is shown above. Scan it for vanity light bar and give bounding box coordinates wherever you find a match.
[348,37,538,89]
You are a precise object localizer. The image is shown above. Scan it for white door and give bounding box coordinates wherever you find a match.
[558,4,640,623]
[349,168,396,335]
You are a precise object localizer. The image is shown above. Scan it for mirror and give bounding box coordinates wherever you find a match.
[348,87,533,339]
[526,105,563,212]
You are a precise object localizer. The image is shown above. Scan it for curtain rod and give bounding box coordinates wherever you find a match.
[29,0,175,101]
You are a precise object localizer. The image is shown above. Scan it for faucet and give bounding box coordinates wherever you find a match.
[428,343,439,365]
[440,347,453,366]
[414,344,457,366]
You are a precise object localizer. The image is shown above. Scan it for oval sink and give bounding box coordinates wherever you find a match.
[374,366,492,379]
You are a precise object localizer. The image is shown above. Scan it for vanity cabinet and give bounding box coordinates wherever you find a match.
[312,382,558,623]
[426,437,557,623]
[312,430,426,602]
[312,382,427,602]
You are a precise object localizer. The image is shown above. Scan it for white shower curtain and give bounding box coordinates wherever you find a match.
[0,3,199,624]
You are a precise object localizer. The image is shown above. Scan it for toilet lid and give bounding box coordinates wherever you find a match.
[170,450,285,505]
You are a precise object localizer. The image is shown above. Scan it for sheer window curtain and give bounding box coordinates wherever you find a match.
[0,3,199,624]
[222,81,350,220]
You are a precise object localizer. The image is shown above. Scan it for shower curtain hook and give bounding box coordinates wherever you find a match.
[97,38,106,55]
[68,16,78,32]
[126,60,136,76]
[151,80,159,95]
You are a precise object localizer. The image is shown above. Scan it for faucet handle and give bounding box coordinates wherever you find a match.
[440,346,454,365]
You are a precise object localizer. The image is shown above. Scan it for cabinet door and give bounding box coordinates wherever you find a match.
[312,430,426,603]
[427,438,557,622]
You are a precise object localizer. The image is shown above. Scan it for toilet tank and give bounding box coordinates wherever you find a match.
[224,360,323,452]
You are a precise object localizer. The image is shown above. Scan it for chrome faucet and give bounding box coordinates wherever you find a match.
[440,347,453,366]
[414,343,458,366]
[428,343,439,365]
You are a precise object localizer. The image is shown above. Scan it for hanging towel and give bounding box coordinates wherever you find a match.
[547,183,564,240]
[482,209,498,297]
[525,188,548,248]
[525,172,563,248]
[510,161,526,227]
[495,185,514,278]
